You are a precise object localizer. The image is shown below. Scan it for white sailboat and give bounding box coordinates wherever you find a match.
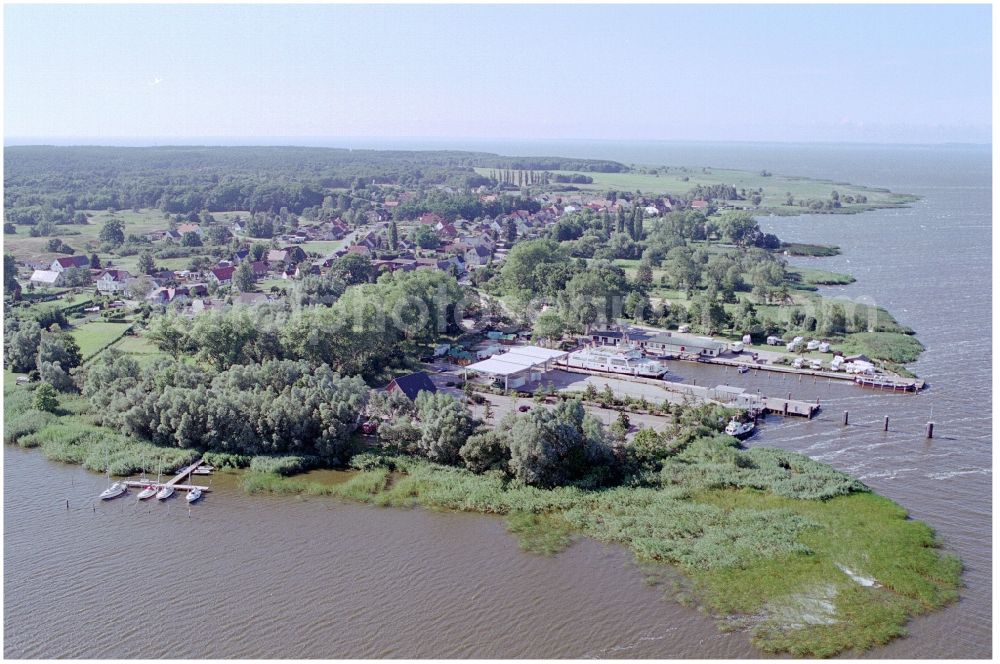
[136,457,157,499]
[156,484,175,501]
[186,486,202,503]
[99,450,127,500]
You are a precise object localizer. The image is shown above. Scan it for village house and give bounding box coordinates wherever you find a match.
[209,266,236,285]
[373,258,418,274]
[330,219,349,238]
[96,269,134,295]
[465,244,492,267]
[148,285,202,305]
[250,261,269,279]
[234,292,271,307]
[643,332,723,357]
[29,269,63,287]
[189,298,227,316]
[49,255,90,272]
[176,223,203,238]
[385,372,438,401]
[266,246,307,265]
[435,221,458,239]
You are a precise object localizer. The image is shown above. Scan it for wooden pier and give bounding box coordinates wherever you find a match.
[703,356,925,391]
[124,458,211,492]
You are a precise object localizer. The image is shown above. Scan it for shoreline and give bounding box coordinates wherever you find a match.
[4,427,963,658]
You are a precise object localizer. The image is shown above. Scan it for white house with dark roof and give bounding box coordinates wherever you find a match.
[96,269,134,295]
[49,255,89,272]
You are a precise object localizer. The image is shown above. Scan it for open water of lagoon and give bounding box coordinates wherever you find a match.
[3,142,990,658]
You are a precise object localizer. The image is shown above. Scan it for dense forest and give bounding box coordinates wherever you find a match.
[3,146,628,221]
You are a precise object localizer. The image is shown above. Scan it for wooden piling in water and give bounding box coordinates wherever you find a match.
[843,410,849,426]
[926,422,934,439]
[884,416,890,432]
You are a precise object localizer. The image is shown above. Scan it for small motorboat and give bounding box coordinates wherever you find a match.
[725,418,756,440]
[137,484,157,500]
[186,487,203,503]
[99,482,128,500]
[737,365,750,374]
[156,485,175,501]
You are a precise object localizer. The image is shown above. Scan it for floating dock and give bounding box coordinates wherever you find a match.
[124,458,211,492]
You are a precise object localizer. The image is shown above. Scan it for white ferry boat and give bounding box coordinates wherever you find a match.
[559,345,667,378]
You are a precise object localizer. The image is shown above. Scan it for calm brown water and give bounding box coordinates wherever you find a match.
[4,143,990,658]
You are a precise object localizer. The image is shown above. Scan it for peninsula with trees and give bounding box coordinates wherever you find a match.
[3,146,953,657]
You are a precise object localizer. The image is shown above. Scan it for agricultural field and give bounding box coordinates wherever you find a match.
[4,208,254,276]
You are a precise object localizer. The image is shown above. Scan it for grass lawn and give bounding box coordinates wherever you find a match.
[300,239,347,255]
[109,334,170,367]
[70,321,133,360]
[258,277,292,292]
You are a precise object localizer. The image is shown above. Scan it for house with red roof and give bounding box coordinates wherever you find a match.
[49,255,90,272]
[419,213,445,226]
[210,266,236,285]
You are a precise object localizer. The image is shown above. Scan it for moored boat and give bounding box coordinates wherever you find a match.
[186,487,203,503]
[558,344,666,378]
[156,485,175,501]
[137,484,157,500]
[99,482,127,500]
[854,375,917,392]
[98,449,127,500]
[724,418,756,440]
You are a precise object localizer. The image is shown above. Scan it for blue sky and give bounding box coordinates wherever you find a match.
[4,4,992,144]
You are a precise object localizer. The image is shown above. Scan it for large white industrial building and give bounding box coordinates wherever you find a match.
[463,346,568,389]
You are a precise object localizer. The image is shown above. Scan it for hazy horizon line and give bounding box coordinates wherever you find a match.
[4,136,991,149]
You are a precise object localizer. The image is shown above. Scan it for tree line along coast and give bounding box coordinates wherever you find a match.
[3,146,951,657]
